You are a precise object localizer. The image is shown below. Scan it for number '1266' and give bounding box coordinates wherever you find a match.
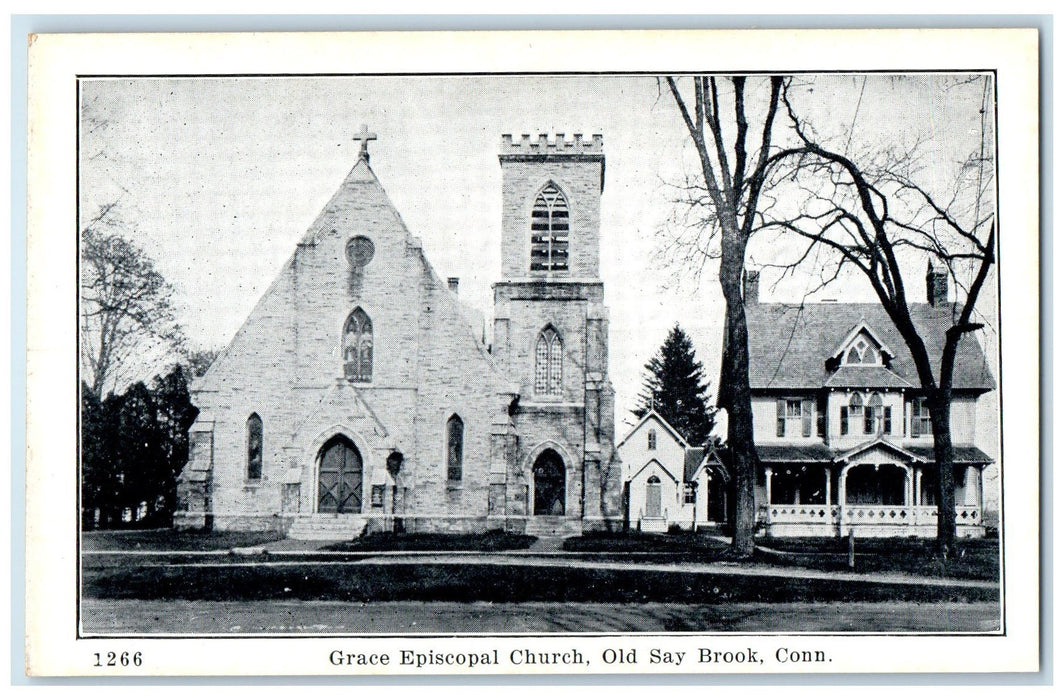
[94,651,142,667]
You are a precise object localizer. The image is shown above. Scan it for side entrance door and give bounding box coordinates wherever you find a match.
[646,476,662,518]
[318,436,363,514]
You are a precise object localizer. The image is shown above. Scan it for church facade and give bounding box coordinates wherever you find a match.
[175,132,622,538]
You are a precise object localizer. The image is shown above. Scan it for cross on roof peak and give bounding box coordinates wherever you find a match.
[353,124,378,162]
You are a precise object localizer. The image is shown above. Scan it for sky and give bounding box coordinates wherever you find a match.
[79,74,996,429]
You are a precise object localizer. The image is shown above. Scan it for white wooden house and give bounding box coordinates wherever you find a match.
[744,268,997,538]
[617,410,728,532]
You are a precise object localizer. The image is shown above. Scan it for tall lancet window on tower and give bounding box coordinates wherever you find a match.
[342,307,373,382]
[535,327,563,397]
[530,182,570,272]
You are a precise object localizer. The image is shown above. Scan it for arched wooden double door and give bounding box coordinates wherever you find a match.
[318,436,363,514]
[533,449,566,516]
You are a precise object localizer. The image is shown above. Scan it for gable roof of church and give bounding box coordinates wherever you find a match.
[616,408,689,451]
[194,155,506,391]
[746,303,996,391]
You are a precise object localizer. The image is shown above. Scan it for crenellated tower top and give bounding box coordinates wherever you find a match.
[500,133,604,156]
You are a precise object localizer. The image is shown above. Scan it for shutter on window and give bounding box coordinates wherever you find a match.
[801,400,813,437]
[776,399,786,437]
[840,405,848,435]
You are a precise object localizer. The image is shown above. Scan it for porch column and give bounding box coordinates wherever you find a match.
[914,467,923,506]
[837,465,849,533]
[903,465,914,507]
[765,466,773,505]
[824,466,833,506]
[964,465,980,506]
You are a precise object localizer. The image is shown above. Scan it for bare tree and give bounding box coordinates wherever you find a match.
[80,205,185,399]
[755,76,996,556]
[186,348,220,378]
[664,76,785,554]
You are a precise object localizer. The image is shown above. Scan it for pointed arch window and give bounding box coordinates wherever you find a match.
[446,414,464,482]
[530,182,569,272]
[342,308,373,382]
[534,327,563,397]
[863,392,892,434]
[246,413,263,480]
[841,393,864,436]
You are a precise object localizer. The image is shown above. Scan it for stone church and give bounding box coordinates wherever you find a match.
[175,131,622,538]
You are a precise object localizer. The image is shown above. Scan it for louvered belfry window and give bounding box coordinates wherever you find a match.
[535,327,563,397]
[530,183,570,272]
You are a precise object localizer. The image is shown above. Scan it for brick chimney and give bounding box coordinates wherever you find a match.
[744,269,760,304]
[925,261,948,307]
[447,277,459,293]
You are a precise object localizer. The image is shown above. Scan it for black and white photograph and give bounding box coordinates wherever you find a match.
[24,28,1040,676]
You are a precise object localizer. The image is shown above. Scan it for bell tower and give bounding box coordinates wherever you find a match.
[492,133,619,531]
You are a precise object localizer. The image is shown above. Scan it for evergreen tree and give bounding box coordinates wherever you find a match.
[80,365,198,530]
[633,324,716,445]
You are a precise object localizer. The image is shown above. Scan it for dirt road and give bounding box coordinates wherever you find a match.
[81,599,1000,635]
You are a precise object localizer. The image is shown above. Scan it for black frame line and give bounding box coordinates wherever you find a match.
[73,68,1008,643]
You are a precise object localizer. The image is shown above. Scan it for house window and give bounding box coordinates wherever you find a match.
[864,392,884,434]
[841,393,864,436]
[342,307,373,382]
[446,414,464,481]
[534,327,563,397]
[777,398,814,437]
[683,482,697,504]
[246,413,263,480]
[530,182,569,272]
[647,429,657,450]
[911,398,932,436]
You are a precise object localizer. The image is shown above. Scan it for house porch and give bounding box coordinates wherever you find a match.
[760,459,986,539]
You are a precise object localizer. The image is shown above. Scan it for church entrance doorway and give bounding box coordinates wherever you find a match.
[532,449,566,515]
[317,435,363,514]
[645,476,662,517]
[707,475,728,523]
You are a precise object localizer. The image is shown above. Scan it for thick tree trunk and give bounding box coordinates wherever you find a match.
[928,393,957,558]
[719,227,758,556]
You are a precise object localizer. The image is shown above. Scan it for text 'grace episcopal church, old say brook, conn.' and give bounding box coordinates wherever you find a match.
[175,130,624,539]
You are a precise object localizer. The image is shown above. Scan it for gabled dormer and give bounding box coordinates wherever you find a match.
[828,321,896,371]
[823,321,911,392]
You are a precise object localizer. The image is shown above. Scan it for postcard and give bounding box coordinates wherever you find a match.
[24,28,1040,676]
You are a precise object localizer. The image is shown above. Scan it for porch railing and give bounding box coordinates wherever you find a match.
[765,504,980,528]
[766,505,838,524]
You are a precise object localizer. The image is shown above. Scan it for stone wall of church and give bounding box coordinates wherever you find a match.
[404,253,512,523]
[179,162,516,532]
[499,159,602,280]
[494,293,594,405]
[184,260,301,529]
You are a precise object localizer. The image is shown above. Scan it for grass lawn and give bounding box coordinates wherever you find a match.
[82,529,284,552]
[82,561,997,604]
[561,532,999,581]
[756,536,1001,581]
[324,530,536,552]
[562,531,733,555]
